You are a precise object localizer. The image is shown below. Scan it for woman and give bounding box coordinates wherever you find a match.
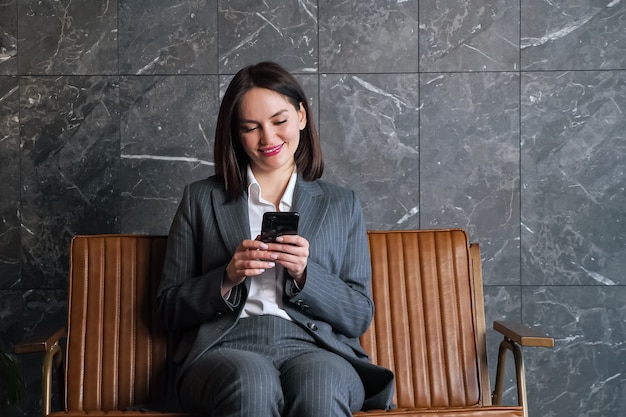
[157,61,394,417]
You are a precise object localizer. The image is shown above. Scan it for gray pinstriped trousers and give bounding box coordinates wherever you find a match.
[178,315,365,417]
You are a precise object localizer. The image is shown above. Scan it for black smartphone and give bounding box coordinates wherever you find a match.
[260,212,299,243]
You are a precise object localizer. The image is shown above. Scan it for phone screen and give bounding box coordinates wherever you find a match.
[260,212,299,243]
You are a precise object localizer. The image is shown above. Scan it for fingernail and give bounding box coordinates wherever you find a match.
[268,262,275,267]
[259,243,268,249]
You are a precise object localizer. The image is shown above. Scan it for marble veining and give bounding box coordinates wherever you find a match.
[119,74,218,233]
[19,76,120,288]
[419,0,520,71]
[521,71,626,286]
[420,72,521,285]
[119,0,218,75]
[0,76,20,289]
[523,286,626,416]
[319,0,419,73]
[17,0,118,75]
[319,73,420,230]
[218,1,318,73]
[521,0,626,70]
[0,0,17,74]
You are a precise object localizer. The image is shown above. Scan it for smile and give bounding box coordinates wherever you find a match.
[261,143,283,157]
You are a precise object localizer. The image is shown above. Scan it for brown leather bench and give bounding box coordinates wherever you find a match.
[16,229,553,417]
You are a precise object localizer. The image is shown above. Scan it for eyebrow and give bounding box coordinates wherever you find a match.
[240,109,289,124]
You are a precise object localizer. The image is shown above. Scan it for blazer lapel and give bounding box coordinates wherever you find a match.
[209,177,330,255]
[211,187,250,255]
[293,178,330,242]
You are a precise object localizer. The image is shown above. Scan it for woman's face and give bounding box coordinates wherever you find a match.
[238,87,307,177]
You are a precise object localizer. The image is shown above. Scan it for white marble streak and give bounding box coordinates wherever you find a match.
[121,154,213,166]
[521,15,594,49]
[351,76,411,110]
[396,206,418,225]
[579,265,616,285]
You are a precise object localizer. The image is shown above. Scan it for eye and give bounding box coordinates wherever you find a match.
[240,125,257,133]
[275,120,287,125]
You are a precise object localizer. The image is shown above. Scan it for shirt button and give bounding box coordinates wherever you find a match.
[307,322,318,331]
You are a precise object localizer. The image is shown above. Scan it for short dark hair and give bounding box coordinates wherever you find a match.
[214,61,324,200]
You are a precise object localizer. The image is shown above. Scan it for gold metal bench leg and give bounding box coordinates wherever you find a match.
[42,341,62,417]
[492,337,528,417]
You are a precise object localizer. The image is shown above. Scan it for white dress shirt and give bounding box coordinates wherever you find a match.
[239,166,297,320]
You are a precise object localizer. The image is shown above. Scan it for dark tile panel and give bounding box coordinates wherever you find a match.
[419,0,520,72]
[523,286,626,417]
[118,0,218,75]
[522,0,626,70]
[0,76,20,289]
[17,0,118,75]
[319,0,419,73]
[521,71,626,285]
[319,73,420,230]
[19,76,121,288]
[0,0,17,74]
[217,0,318,73]
[119,75,219,233]
[420,72,521,285]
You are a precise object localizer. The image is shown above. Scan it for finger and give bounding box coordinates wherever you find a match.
[274,235,306,246]
[239,239,269,251]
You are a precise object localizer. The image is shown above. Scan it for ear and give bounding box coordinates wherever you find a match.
[297,102,307,130]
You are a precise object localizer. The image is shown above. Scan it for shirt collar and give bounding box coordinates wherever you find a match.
[246,166,298,210]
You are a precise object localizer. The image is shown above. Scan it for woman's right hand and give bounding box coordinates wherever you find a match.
[224,239,277,292]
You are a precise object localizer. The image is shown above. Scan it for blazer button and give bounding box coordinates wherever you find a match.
[307,322,318,331]
[215,311,223,317]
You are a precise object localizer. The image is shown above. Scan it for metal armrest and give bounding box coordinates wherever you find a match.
[491,320,554,417]
[15,324,66,417]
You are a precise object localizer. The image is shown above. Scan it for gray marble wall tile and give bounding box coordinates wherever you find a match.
[522,0,626,70]
[119,0,218,75]
[17,0,118,75]
[0,0,17,74]
[419,0,520,72]
[319,73,420,230]
[319,0,419,73]
[120,75,218,234]
[218,0,318,73]
[521,71,626,286]
[20,76,120,288]
[523,286,626,417]
[0,77,20,289]
[420,72,521,285]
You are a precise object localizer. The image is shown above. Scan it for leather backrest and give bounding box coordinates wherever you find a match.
[64,230,487,412]
[65,235,168,411]
[361,229,488,409]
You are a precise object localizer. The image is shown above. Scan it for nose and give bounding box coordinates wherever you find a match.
[259,124,276,144]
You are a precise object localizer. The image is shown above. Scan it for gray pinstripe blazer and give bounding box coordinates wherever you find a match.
[157,174,394,411]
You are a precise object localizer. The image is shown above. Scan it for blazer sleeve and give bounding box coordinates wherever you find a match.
[156,183,243,332]
[287,188,373,339]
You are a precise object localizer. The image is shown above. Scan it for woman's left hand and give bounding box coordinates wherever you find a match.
[267,234,309,285]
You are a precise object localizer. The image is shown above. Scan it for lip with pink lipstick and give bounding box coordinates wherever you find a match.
[260,143,284,157]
